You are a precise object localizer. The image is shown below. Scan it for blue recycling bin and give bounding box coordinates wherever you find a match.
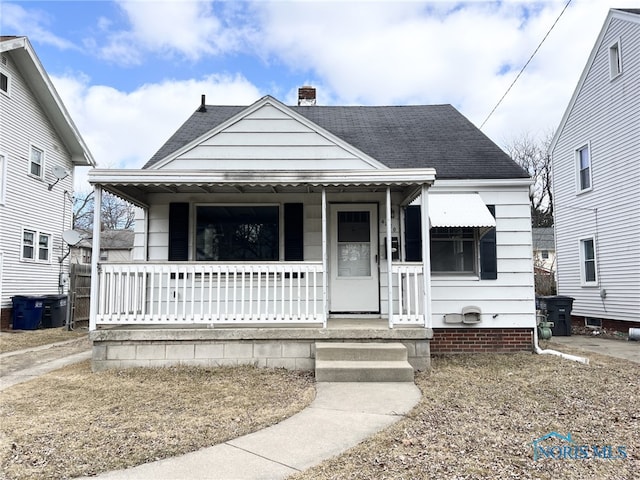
[12,296,45,330]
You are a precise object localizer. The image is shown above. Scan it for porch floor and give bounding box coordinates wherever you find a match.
[90,318,431,342]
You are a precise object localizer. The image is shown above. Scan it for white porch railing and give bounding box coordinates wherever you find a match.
[95,262,425,327]
[392,263,425,325]
[96,262,324,325]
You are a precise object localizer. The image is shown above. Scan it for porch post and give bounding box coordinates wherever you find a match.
[421,184,432,329]
[321,188,328,327]
[89,184,102,331]
[386,187,393,328]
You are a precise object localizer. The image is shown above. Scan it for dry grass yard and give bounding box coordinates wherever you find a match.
[292,343,638,480]
[0,327,86,354]
[0,362,315,480]
[1,337,637,480]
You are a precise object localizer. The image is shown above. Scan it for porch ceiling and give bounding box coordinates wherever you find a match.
[88,168,436,208]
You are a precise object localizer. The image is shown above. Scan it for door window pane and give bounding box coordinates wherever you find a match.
[337,211,371,277]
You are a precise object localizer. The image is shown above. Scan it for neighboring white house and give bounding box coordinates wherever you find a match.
[87,91,535,371]
[70,229,135,264]
[550,9,640,330]
[0,36,95,329]
[532,227,556,273]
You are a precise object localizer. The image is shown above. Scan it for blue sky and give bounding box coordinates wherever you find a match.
[1,0,633,189]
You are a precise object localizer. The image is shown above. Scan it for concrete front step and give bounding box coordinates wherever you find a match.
[315,342,414,382]
[315,342,408,362]
[315,360,415,382]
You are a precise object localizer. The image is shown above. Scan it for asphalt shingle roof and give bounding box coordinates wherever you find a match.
[144,102,528,180]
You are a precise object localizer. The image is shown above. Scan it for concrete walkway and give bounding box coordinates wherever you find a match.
[77,382,422,480]
[550,335,639,364]
[0,338,92,391]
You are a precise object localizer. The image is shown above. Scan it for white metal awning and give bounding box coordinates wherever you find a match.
[428,193,496,228]
[87,168,436,208]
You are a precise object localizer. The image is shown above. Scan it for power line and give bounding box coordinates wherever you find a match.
[480,0,573,130]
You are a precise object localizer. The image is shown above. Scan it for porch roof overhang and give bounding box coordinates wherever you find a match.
[88,168,437,208]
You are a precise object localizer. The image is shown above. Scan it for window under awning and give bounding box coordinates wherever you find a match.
[428,193,496,228]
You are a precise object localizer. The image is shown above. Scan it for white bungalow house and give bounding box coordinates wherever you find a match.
[550,8,640,332]
[0,36,95,329]
[88,90,535,373]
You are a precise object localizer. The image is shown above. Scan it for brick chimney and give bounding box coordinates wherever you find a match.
[298,86,316,106]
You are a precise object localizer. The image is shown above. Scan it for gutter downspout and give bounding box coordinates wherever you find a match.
[533,326,589,364]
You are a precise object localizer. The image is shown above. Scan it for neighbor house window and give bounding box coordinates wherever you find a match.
[576,145,591,192]
[609,40,622,79]
[29,145,44,179]
[82,248,91,264]
[580,237,597,284]
[0,71,9,95]
[541,250,549,260]
[430,227,476,273]
[195,205,279,261]
[22,229,51,262]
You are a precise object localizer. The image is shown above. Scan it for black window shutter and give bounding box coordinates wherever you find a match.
[169,203,189,261]
[284,203,304,261]
[480,205,497,280]
[404,205,422,262]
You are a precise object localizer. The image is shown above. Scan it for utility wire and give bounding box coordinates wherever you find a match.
[480,0,573,129]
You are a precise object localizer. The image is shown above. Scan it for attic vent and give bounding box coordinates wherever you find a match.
[1,56,6,66]
[298,86,316,106]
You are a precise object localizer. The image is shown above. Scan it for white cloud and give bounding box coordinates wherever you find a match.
[0,3,80,51]
[252,0,637,147]
[50,72,262,190]
[97,0,248,65]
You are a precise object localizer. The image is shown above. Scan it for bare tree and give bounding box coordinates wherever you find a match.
[504,132,554,227]
[73,190,135,230]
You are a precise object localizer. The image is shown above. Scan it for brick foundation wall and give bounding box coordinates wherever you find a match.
[571,316,640,333]
[430,328,533,354]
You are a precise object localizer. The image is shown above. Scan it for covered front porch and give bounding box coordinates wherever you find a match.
[88,169,437,332]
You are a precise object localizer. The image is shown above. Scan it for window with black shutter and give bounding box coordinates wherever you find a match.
[168,203,189,261]
[479,205,497,280]
[404,205,422,262]
[284,203,304,261]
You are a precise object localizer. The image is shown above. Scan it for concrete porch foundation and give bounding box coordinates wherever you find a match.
[89,320,432,372]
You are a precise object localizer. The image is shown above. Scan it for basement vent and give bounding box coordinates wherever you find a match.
[585,317,602,329]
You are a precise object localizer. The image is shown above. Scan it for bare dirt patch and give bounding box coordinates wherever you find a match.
[0,362,315,480]
[0,328,86,354]
[291,351,638,480]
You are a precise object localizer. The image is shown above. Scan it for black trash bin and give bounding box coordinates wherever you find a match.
[12,296,45,330]
[541,296,574,336]
[42,295,68,328]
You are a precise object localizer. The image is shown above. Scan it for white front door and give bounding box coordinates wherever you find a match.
[329,204,379,312]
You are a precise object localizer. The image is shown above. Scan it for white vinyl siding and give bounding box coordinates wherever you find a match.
[158,104,380,171]
[429,186,535,329]
[552,13,640,323]
[0,48,75,309]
